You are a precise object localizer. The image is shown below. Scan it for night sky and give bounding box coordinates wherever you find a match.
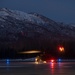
[0,0,75,24]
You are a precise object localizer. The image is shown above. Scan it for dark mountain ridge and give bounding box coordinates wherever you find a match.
[0,8,75,58]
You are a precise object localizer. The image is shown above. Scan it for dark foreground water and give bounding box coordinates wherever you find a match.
[0,61,75,75]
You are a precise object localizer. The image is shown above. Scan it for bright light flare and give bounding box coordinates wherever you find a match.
[43,61,46,63]
[19,50,41,54]
[35,61,39,64]
[35,58,38,62]
[58,59,62,62]
[51,59,54,63]
[59,46,64,52]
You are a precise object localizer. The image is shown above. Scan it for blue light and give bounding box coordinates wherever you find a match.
[58,59,62,62]
[6,59,10,65]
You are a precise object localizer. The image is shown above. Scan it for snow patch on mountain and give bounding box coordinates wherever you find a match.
[0,8,45,24]
[0,8,75,41]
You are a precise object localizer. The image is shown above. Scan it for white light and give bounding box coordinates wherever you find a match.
[43,61,46,63]
[35,61,39,64]
[19,50,41,54]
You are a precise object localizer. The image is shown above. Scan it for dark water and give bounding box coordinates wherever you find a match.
[0,61,75,75]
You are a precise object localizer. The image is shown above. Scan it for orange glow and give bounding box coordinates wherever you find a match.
[35,61,39,64]
[35,58,38,62]
[59,46,64,52]
[43,61,46,63]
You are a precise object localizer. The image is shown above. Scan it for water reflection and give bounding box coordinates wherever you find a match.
[49,62,55,74]
[50,63,54,69]
[6,59,10,65]
[49,62,63,74]
[58,62,61,68]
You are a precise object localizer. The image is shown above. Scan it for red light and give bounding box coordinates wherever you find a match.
[51,59,54,63]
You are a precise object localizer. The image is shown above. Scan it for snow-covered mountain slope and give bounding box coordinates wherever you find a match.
[0,8,75,43]
[0,8,45,24]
